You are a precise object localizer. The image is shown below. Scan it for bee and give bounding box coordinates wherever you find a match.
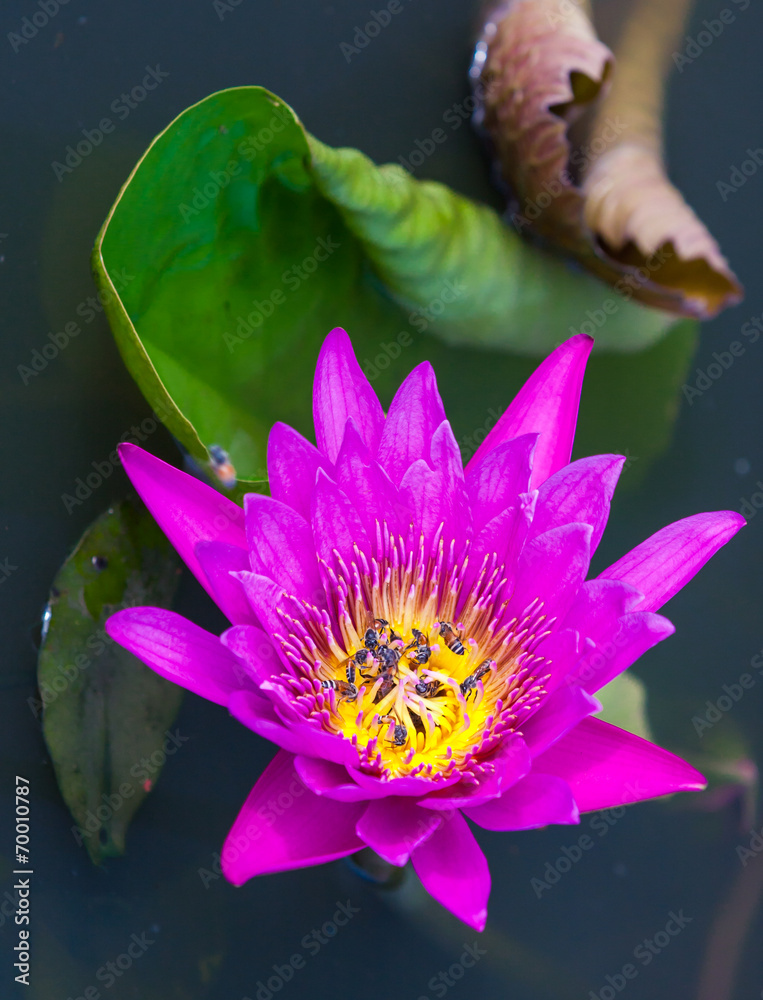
[414,678,442,698]
[363,618,388,651]
[321,678,358,703]
[460,659,495,700]
[436,621,466,656]
[378,715,408,746]
[372,658,400,703]
[376,643,401,671]
[344,649,371,685]
[208,444,237,489]
[405,628,432,665]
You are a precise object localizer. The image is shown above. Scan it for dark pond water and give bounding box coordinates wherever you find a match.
[2,1,763,998]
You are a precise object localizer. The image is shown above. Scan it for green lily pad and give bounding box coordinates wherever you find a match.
[92,86,676,488]
[38,498,183,864]
[596,671,653,741]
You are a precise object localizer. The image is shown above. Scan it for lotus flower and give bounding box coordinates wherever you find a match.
[107,328,742,929]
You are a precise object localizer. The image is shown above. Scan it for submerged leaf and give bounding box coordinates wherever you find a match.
[92,87,675,481]
[38,499,183,863]
[476,0,742,318]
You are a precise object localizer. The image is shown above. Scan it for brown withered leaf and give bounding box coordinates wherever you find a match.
[476,0,613,252]
[476,0,743,320]
[582,144,742,316]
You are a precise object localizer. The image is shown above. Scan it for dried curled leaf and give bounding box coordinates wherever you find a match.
[583,144,741,316]
[476,0,742,320]
[476,0,613,251]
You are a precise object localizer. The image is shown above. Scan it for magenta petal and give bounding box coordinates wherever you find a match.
[561,579,643,643]
[410,811,491,931]
[466,434,537,531]
[460,493,535,602]
[195,541,255,625]
[311,471,370,572]
[313,327,385,463]
[510,523,592,625]
[467,334,593,488]
[376,361,447,486]
[536,716,706,812]
[222,750,365,883]
[234,573,294,667]
[334,420,411,540]
[118,443,246,604]
[598,511,745,611]
[400,429,472,559]
[349,767,462,798]
[465,773,579,830]
[567,611,675,693]
[356,798,442,866]
[228,690,358,766]
[420,735,532,810]
[245,493,322,604]
[529,454,625,554]
[106,607,250,704]
[220,625,283,687]
[533,628,583,695]
[267,422,332,522]
[293,756,378,802]
[522,686,601,757]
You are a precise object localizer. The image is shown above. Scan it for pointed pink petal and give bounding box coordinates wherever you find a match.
[509,522,592,625]
[267,422,332,522]
[522,687,601,757]
[234,573,294,669]
[598,511,745,611]
[221,750,365,883]
[566,611,675,693]
[561,579,643,643]
[334,420,411,540]
[356,798,442,866]
[313,327,385,463]
[465,773,579,830]
[293,756,378,802]
[532,628,583,696]
[245,493,322,604]
[400,425,472,559]
[420,735,532,810]
[529,454,625,554]
[535,717,706,812]
[410,811,491,931]
[459,493,536,604]
[376,361,447,486]
[311,470,370,572]
[467,334,593,488]
[466,434,537,531]
[106,607,250,704]
[195,541,255,625]
[220,624,283,687]
[118,443,246,604]
[228,690,358,766]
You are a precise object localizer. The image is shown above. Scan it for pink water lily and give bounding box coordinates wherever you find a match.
[107,328,742,930]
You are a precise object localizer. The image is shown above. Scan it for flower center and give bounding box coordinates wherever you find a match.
[273,530,550,780]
